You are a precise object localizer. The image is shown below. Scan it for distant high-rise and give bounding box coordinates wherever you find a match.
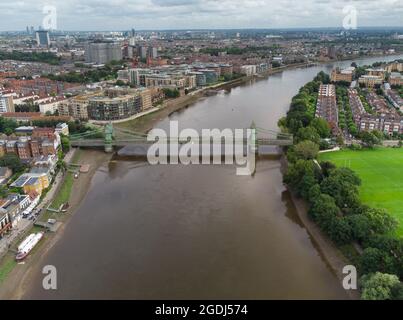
[26,26,29,34]
[131,28,136,37]
[129,37,136,46]
[35,30,50,47]
[85,42,123,64]
[148,47,158,59]
[30,26,34,34]
[138,46,158,60]
[139,46,148,59]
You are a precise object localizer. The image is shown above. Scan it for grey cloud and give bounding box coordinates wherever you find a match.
[0,0,402,31]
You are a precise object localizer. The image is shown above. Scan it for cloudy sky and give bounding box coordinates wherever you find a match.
[1,0,402,31]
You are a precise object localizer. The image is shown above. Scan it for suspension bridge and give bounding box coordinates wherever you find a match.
[70,122,293,155]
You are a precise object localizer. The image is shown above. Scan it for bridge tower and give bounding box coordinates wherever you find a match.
[250,121,258,154]
[104,122,114,153]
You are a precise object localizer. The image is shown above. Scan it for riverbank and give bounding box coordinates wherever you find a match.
[280,155,360,300]
[0,149,111,300]
[115,62,311,133]
[115,53,402,134]
[1,54,401,299]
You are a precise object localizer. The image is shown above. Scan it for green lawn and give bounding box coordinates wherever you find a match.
[0,255,16,284]
[319,148,403,237]
[40,149,82,222]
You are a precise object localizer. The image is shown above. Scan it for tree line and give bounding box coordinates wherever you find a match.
[279,71,402,300]
[0,51,61,65]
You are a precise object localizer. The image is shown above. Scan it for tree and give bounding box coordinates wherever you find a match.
[294,140,319,160]
[310,118,331,138]
[295,126,321,144]
[299,173,317,200]
[163,88,180,98]
[0,154,26,173]
[61,135,71,153]
[319,161,336,177]
[0,117,18,135]
[336,135,344,146]
[390,282,403,300]
[345,214,372,242]
[284,159,320,196]
[360,272,400,300]
[308,184,321,203]
[308,193,339,231]
[57,160,67,172]
[361,131,380,148]
[0,186,8,198]
[363,207,398,235]
[320,167,361,209]
[327,216,353,245]
[360,248,396,275]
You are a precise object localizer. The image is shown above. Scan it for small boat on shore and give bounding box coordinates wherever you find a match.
[61,202,70,212]
[15,232,44,261]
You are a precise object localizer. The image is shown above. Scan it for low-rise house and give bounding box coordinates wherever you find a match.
[0,209,11,239]
[11,171,51,195]
[0,194,31,228]
[33,154,57,174]
[55,122,69,136]
[360,115,403,135]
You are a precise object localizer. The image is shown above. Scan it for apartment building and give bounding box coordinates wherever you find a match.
[58,93,100,120]
[88,93,142,121]
[358,75,384,88]
[385,61,403,73]
[389,73,403,86]
[85,42,123,64]
[240,65,257,77]
[0,128,60,160]
[0,93,15,113]
[331,67,355,83]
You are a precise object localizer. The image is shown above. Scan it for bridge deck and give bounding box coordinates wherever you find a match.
[111,143,284,157]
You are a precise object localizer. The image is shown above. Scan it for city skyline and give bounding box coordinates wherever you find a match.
[0,0,402,31]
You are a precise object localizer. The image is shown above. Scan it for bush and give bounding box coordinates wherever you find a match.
[360,272,400,300]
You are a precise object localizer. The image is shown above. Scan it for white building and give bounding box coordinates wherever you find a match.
[240,65,257,77]
[0,93,15,113]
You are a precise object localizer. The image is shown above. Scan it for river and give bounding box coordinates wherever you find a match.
[22,55,402,299]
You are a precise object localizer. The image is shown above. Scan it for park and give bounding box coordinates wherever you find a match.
[319,147,403,237]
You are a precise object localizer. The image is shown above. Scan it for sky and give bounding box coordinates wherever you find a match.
[1,0,402,31]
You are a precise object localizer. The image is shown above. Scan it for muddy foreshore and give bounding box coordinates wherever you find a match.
[0,150,111,300]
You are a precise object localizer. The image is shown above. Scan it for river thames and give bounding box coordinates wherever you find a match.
[23,55,402,299]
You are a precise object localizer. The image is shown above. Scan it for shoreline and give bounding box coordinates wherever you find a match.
[115,53,402,134]
[280,156,360,300]
[114,62,312,133]
[0,149,111,300]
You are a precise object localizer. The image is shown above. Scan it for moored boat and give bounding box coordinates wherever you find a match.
[15,232,44,261]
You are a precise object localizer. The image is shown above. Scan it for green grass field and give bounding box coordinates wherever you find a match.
[319,148,403,237]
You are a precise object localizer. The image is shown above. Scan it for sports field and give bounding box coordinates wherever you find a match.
[319,148,403,237]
